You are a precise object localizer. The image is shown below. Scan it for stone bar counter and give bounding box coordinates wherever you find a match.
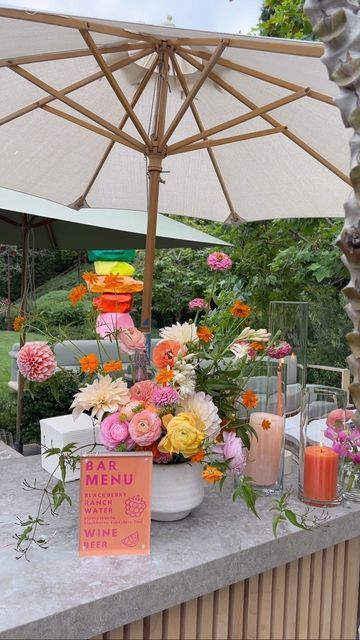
[1,455,360,640]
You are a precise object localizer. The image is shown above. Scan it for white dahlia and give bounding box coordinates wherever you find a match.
[160,321,198,345]
[71,374,130,422]
[180,392,221,439]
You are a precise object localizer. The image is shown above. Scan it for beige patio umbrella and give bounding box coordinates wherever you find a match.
[0,7,351,335]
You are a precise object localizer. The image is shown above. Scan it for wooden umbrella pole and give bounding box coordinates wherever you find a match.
[141,49,169,351]
[15,221,30,453]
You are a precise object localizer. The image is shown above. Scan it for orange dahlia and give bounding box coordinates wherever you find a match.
[202,466,224,484]
[68,284,87,306]
[230,300,251,318]
[197,326,214,343]
[262,419,271,431]
[79,353,99,374]
[241,389,258,409]
[103,360,123,373]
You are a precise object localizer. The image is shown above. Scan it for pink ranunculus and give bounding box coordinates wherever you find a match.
[326,409,353,431]
[119,327,146,355]
[128,410,162,446]
[130,380,156,404]
[17,342,57,382]
[119,400,145,421]
[100,413,134,450]
[213,431,246,475]
[188,298,209,311]
[207,252,233,271]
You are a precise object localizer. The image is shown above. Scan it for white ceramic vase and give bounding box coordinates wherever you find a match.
[151,462,205,521]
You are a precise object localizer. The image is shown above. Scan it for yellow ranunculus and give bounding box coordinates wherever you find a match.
[158,412,205,458]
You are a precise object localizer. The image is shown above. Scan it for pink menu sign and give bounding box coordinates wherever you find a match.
[79,452,152,557]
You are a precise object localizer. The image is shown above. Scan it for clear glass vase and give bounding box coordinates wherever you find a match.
[341,461,360,502]
[269,300,309,388]
[299,386,347,506]
[237,360,287,496]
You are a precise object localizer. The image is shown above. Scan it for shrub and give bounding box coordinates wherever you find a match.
[0,391,17,442]
[21,370,82,444]
[34,290,95,338]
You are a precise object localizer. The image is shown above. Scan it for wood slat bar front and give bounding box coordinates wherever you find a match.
[90,537,360,640]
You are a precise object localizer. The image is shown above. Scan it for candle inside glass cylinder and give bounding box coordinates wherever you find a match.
[303,443,339,502]
[247,412,285,486]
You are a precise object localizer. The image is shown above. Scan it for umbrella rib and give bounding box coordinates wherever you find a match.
[160,40,228,148]
[0,214,22,227]
[176,47,334,107]
[80,29,152,148]
[168,87,309,153]
[168,36,322,58]
[0,42,152,68]
[10,65,145,153]
[78,53,160,206]
[0,8,159,44]
[176,49,350,185]
[169,51,240,222]
[0,50,149,128]
[168,127,285,154]
[41,104,143,152]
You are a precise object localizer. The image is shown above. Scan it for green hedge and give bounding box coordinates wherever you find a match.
[34,290,95,339]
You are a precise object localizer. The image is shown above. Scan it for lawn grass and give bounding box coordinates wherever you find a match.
[0,331,42,395]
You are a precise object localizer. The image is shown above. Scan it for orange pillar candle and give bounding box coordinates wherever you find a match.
[303,444,339,502]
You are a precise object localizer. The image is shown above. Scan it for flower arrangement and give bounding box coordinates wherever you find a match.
[13,251,328,558]
[17,251,290,507]
[324,409,360,496]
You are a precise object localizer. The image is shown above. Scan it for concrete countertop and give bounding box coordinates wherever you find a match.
[1,455,360,640]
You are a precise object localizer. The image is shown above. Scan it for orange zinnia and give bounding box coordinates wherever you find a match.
[13,315,25,332]
[82,271,98,285]
[156,368,175,385]
[262,419,271,431]
[202,466,224,484]
[241,389,258,409]
[251,342,265,352]
[197,326,214,343]
[68,284,87,306]
[153,340,183,369]
[79,353,99,374]
[103,360,123,373]
[230,300,251,318]
[191,449,206,463]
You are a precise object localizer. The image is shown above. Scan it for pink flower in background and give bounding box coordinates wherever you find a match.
[119,327,146,355]
[207,252,232,271]
[100,413,134,450]
[17,342,57,382]
[267,342,293,359]
[188,298,209,311]
[152,386,180,407]
[213,431,246,475]
[130,380,156,404]
[326,409,353,431]
[129,410,162,446]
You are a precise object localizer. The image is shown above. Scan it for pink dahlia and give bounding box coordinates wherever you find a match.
[267,342,293,359]
[152,386,180,407]
[130,380,156,405]
[188,298,209,311]
[207,252,232,271]
[17,342,57,382]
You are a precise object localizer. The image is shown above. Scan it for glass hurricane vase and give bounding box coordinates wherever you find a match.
[341,461,360,502]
